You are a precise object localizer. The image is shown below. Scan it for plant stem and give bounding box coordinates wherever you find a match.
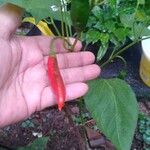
[69,25,73,37]
[65,23,69,37]
[60,5,65,37]
[100,36,150,68]
[83,43,88,51]
[100,41,137,68]
[61,0,69,38]
[70,32,81,52]
[50,16,61,36]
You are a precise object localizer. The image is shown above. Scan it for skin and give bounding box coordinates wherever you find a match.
[0,4,100,128]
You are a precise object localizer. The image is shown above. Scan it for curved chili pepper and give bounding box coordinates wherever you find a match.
[47,52,66,111]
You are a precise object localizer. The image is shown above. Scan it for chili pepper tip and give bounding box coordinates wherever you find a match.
[58,103,64,111]
[58,107,62,111]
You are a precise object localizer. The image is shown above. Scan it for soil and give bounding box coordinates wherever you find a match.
[0,100,150,150]
[0,103,85,150]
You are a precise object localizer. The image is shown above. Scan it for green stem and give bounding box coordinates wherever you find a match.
[69,25,73,37]
[60,5,65,37]
[65,23,69,38]
[101,36,150,68]
[61,0,69,38]
[83,43,88,51]
[70,32,81,52]
[50,16,61,36]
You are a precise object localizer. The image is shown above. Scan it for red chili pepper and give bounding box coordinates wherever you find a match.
[47,53,66,111]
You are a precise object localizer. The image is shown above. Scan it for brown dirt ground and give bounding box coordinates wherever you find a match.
[0,100,149,150]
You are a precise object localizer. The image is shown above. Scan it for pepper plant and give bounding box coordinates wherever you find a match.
[81,0,150,65]
[0,0,150,150]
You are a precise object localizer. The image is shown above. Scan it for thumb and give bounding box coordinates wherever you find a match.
[0,3,24,40]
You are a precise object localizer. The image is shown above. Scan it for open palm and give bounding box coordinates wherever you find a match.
[0,4,100,127]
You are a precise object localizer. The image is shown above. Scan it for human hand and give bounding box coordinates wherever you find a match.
[0,4,100,127]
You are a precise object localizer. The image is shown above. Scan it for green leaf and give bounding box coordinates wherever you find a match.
[145,0,150,15]
[107,0,117,7]
[84,78,138,150]
[138,0,145,5]
[97,43,108,61]
[104,20,116,32]
[94,22,105,31]
[0,0,65,22]
[100,33,109,45]
[135,9,147,22]
[89,0,104,8]
[117,70,127,80]
[110,33,120,46]
[96,32,109,60]
[133,23,150,39]
[87,16,97,27]
[92,5,103,19]
[120,13,135,28]
[70,0,90,32]
[85,29,101,44]
[18,137,49,150]
[113,28,129,42]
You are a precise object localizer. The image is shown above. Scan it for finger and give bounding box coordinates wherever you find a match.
[61,64,101,84]
[40,82,88,110]
[0,3,24,39]
[32,36,82,55]
[44,51,95,69]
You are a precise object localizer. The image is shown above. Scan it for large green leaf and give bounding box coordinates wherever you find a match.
[84,78,138,150]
